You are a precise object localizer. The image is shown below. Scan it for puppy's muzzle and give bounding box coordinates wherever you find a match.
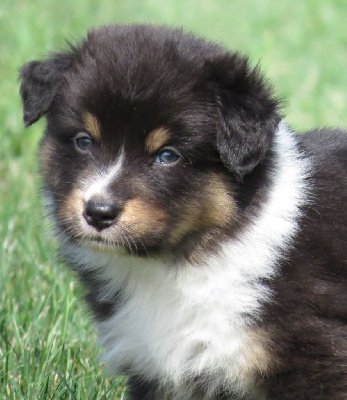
[83,199,121,231]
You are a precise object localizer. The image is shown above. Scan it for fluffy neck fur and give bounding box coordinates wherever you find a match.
[61,122,311,397]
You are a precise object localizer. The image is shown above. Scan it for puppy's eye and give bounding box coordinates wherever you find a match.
[74,133,93,153]
[155,148,180,165]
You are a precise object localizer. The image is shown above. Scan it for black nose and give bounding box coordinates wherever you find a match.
[84,200,121,231]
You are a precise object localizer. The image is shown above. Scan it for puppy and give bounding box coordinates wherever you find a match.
[20,25,347,399]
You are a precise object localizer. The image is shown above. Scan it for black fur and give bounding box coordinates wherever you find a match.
[19,25,347,399]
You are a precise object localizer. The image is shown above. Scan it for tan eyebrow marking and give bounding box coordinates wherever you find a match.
[145,127,170,153]
[83,112,101,141]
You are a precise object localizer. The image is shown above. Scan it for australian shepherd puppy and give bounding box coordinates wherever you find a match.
[20,25,347,399]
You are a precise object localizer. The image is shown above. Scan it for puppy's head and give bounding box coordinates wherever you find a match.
[20,25,280,260]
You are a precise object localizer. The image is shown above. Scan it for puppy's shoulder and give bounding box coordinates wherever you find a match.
[297,128,347,169]
[295,128,347,201]
[293,127,347,246]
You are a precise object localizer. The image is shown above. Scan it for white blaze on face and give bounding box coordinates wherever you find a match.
[83,149,125,202]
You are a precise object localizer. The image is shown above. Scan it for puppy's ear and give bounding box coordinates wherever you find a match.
[207,54,281,180]
[19,52,74,127]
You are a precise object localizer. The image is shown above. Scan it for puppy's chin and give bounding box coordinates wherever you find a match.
[73,230,161,258]
[78,237,129,256]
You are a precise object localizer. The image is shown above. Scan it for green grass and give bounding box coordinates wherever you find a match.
[1,0,347,398]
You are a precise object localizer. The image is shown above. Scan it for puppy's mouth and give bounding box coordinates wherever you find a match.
[62,206,128,251]
[73,228,155,257]
[76,228,128,249]
[78,235,128,254]
[81,235,111,246]
[56,195,168,256]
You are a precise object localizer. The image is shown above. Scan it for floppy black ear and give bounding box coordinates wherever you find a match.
[19,52,74,127]
[207,53,281,180]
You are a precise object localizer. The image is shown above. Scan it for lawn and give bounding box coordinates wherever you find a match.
[1,0,346,398]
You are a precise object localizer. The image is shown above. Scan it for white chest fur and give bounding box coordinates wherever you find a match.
[97,258,273,397]
[63,123,311,397]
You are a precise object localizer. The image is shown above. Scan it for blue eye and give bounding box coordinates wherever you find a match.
[74,134,93,152]
[155,149,180,164]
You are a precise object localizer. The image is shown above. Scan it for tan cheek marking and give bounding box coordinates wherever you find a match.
[83,112,101,141]
[118,198,168,236]
[145,127,170,153]
[169,174,236,244]
[57,188,84,228]
[202,173,236,226]
[169,204,202,245]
